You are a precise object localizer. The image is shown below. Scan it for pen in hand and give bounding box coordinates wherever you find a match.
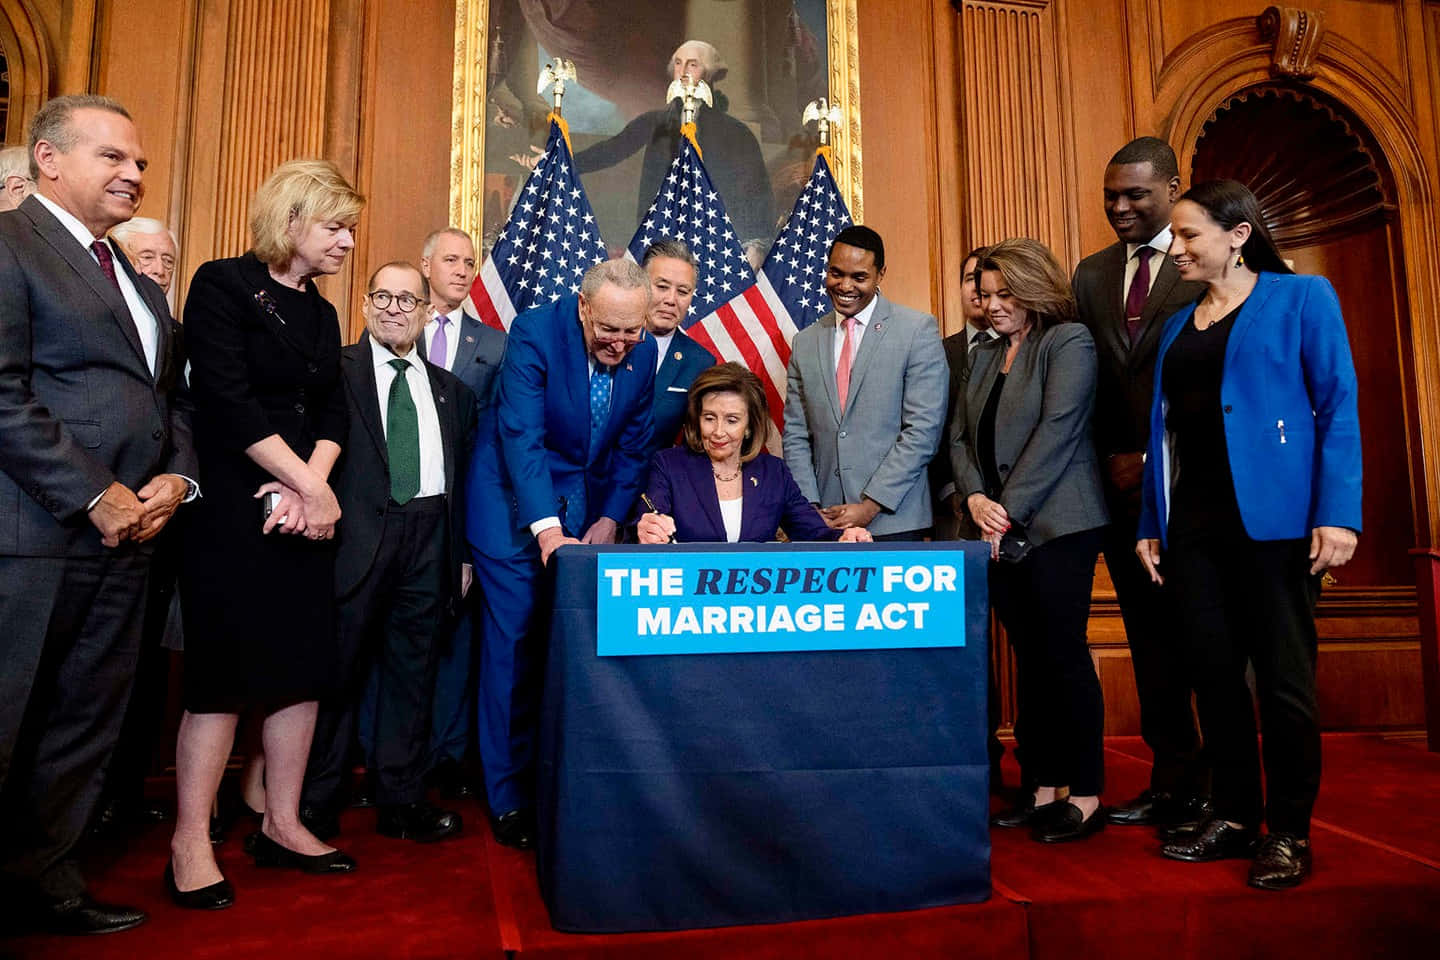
[640,494,677,543]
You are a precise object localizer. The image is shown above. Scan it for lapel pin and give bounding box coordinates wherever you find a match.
[874,322,884,332]
[438,395,447,403]
[750,476,758,487]
[625,362,633,372]
[465,335,475,343]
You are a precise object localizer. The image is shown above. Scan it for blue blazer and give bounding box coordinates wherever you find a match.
[466,296,656,558]
[646,447,841,543]
[1138,272,1362,546]
[648,329,716,459]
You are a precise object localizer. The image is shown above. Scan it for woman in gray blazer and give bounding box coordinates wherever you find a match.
[950,238,1110,843]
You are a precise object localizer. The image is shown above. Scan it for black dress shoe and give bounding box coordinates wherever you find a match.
[1156,796,1215,841]
[1248,833,1311,890]
[247,830,356,874]
[1161,818,1257,862]
[1106,789,1172,826]
[40,894,146,935]
[377,802,463,843]
[491,808,535,849]
[164,861,235,910]
[990,796,1066,828]
[1033,802,1107,843]
[299,805,340,841]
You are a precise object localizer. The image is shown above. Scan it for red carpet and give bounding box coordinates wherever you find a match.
[7,734,1439,959]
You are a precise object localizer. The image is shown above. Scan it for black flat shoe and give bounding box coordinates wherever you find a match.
[247,830,356,874]
[377,802,463,843]
[39,894,146,935]
[1106,789,1171,826]
[1161,818,1257,862]
[491,808,535,850]
[164,861,234,910]
[1033,802,1107,843]
[990,797,1066,828]
[1248,833,1311,890]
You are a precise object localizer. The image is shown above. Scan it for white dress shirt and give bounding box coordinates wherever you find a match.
[423,306,463,372]
[370,338,446,498]
[651,331,676,373]
[832,296,879,369]
[1123,225,1173,308]
[964,321,998,355]
[37,193,159,375]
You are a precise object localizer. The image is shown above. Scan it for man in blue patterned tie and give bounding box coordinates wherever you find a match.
[464,258,655,848]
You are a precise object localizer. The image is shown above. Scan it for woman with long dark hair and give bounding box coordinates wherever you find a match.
[1137,179,1362,889]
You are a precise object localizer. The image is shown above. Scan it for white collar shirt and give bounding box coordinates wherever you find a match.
[964,321,998,356]
[369,338,446,498]
[1123,225,1173,306]
[832,295,879,369]
[651,331,676,372]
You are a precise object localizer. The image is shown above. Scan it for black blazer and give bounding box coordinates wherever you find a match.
[0,197,195,557]
[1071,242,1203,461]
[332,337,478,605]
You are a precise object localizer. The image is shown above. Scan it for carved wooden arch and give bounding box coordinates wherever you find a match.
[1158,21,1440,546]
[0,0,52,144]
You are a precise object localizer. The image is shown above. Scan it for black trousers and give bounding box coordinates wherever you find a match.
[304,496,448,811]
[1103,514,1207,796]
[989,528,1105,796]
[1166,530,1322,836]
[0,551,149,901]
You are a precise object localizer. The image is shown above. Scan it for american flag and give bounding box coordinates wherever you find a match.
[689,151,853,427]
[469,117,608,331]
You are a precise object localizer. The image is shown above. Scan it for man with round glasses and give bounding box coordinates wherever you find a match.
[300,261,477,845]
[464,258,655,848]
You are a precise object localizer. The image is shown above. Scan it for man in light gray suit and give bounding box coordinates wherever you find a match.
[783,226,947,540]
[0,95,196,934]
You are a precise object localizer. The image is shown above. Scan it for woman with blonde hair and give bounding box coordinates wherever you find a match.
[167,160,362,909]
[949,238,1110,843]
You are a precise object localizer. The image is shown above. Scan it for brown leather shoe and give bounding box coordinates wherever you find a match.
[1248,833,1311,890]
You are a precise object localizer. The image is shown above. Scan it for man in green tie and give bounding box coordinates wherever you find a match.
[300,262,478,845]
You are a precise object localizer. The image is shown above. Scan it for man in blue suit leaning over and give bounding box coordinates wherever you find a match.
[466,258,656,848]
[640,238,716,461]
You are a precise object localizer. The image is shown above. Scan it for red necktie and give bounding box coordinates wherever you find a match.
[836,316,856,412]
[1125,248,1151,347]
[92,240,121,291]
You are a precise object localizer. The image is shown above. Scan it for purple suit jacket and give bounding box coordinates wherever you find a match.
[646,447,841,543]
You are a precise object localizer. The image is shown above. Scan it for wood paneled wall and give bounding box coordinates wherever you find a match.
[21,0,1440,737]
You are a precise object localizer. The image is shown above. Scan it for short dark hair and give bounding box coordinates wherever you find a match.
[1107,136,1180,181]
[829,225,885,270]
[681,362,768,463]
[1179,180,1293,276]
[28,94,133,180]
[641,237,699,270]
[962,244,988,277]
[367,260,429,300]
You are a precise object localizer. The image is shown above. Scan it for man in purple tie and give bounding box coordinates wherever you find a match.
[1071,137,1207,836]
[0,95,196,935]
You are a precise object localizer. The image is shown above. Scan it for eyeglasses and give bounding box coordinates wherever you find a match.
[366,290,422,313]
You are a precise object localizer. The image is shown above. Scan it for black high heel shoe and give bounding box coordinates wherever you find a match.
[247,830,356,874]
[164,860,235,910]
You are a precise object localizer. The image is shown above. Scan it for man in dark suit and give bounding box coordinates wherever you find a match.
[302,262,477,844]
[0,95,196,934]
[466,259,655,849]
[417,226,506,800]
[933,245,997,542]
[1072,137,1209,834]
[640,238,715,462]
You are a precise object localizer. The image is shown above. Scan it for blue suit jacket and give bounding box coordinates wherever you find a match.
[1138,272,1362,546]
[466,296,656,558]
[646,447,840,543]
[648,329,716,459]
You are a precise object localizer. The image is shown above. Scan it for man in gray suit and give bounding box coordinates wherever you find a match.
[1072,137,1209,834]
[0,95,196,934]
[418,227,506,799]
[783,226,947,540]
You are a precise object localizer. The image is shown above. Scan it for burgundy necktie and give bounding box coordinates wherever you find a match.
[92,240,121,291]
[1124,247,1151,347]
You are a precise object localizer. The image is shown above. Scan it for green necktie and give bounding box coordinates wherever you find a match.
[387,358,420,504]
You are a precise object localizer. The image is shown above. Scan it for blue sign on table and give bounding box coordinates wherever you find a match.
[596,549,967,656]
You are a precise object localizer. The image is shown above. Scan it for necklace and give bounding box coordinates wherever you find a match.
[713,467,740,482]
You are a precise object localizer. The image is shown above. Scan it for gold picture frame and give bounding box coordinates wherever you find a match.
[449,0,863,245]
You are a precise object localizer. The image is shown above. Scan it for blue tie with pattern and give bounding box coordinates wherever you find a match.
[589,364,612,448]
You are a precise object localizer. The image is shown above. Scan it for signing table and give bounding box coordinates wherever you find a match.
[536,542,992,932]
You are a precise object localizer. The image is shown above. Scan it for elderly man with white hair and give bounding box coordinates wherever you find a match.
[110,217,178,295]
[0,145,36,212]
[574,38,773,241]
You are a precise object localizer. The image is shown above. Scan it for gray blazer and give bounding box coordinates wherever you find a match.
[0,197,196,557]
[948,322,1108,546]
[783,294,948,537]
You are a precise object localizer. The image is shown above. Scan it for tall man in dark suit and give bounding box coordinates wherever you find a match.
[1072,137,1209,832]
[302,262,477,844]
[0,95,196,934]
[417,227,506,799]
[466,259,655,849]
[641,238,715,461]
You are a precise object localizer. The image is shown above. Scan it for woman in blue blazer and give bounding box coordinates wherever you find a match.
[638,363,871,544]
[1137,180,1362,890]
